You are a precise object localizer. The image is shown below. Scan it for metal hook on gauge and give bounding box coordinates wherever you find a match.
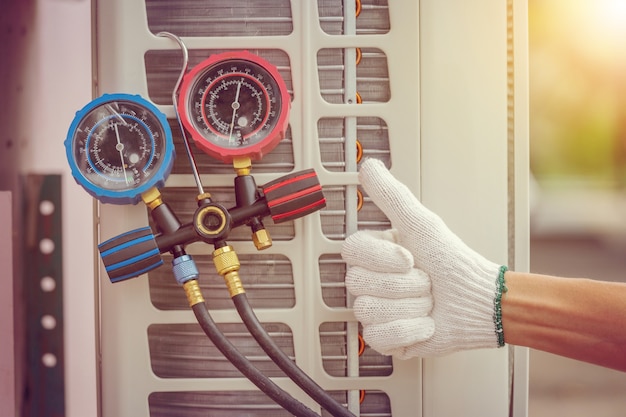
[157,31,205,196]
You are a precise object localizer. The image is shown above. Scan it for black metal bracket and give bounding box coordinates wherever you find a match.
[22,174,65,417]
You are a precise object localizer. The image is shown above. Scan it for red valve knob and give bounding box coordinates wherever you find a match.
[262,169,326,224]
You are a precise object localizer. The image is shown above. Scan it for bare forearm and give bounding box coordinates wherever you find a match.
[502,271,626,372]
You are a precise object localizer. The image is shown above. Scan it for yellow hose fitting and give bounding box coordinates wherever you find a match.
[141,187,163,210]
[233,156,252,176]
[183,279,205,307]
[213,245,245,297]
[196,192,212,202]
[252,228,272,250]
[223,270,245,297]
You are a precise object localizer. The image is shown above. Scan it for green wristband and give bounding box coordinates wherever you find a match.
[493,265,508,347]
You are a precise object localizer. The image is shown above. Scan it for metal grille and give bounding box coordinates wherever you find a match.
[146,0,294,37]
[317,48,390,104]
[149,391,295,417]
[319,254,347,307]
[149,390,391,417]
[318,117,390,172]
[318,0,390,35]
[321,186,390,240]
[320,322,393,377]
[148,322,294,378]
[149,253,295,310]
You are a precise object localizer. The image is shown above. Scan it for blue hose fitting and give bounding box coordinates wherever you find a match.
[172,254,199,285]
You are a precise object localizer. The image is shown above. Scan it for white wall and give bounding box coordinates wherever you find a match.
[3,1,98,416]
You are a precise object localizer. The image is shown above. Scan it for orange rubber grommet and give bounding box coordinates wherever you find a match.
[356,189,364,212]
[357,333,365,355]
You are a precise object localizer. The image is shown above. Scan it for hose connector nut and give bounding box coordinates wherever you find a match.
[172,254,200,285]
[213,245,240,276]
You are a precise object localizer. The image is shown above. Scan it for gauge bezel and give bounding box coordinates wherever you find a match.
[177,50,290,163]
[64,93,175,205]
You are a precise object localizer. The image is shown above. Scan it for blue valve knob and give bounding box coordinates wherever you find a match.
[98,227,163,283]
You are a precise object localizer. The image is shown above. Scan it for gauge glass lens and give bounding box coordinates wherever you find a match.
[72,100,167,191]
[187,59,283,149]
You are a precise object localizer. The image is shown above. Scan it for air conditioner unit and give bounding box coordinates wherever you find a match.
[72,1,529,415]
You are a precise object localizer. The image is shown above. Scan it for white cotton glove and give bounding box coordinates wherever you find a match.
[341,159,507,359]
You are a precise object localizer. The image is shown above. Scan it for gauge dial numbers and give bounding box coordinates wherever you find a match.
[65,94,175,205]
[178,51,290,162]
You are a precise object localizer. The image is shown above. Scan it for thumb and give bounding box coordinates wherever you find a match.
[359,159,426,236]
[358,159,459,273]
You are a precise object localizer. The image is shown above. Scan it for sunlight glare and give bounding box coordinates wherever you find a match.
[563,0,626,66]
[596,0,626,34]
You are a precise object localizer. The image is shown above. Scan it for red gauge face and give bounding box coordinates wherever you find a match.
[178,51,290,162]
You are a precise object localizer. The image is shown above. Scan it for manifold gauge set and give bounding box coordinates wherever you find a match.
[63,35,361,417]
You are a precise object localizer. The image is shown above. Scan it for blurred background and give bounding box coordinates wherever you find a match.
[528,0,626,415]
[2,0,626,415]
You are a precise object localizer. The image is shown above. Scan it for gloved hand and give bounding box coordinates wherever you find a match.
[341,159,507,359]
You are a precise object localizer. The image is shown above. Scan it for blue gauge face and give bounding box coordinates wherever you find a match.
[65,94,174,204]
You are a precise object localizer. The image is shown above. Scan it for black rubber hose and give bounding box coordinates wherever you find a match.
[232,293,356,417]
[191,302,320,417]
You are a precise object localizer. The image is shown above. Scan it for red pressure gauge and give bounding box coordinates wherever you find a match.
[178,51,290,163]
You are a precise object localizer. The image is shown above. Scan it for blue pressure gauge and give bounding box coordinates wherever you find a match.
[65,94,175,205]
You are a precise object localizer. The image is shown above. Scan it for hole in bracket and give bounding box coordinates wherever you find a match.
[39,200,55,216]
[40,276,56,292]
[41,353,57,368]
[39,238,55,255]
[41,315,57,330]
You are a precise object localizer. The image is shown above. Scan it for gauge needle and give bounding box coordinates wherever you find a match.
[228,80,243,144]
[114,124,131,185]
[106,104,128,125]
